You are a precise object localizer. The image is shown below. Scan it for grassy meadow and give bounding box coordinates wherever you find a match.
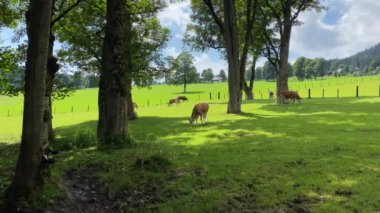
[0,76,380,212]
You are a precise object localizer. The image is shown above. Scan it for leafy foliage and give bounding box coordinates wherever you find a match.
[56,0,170,87]
[166,52,199,86]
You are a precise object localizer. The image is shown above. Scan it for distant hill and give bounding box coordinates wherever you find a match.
[331,42,380,71]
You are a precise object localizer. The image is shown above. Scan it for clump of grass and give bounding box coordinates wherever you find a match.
[97,133,134,151]
[75,129,97,148]
[51,129,97,151]
[133,154,172,172]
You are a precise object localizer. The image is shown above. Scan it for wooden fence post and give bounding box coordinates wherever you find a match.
[218,92,220,100]
[356,86,359,98]
[209,92,212,100]
[308,88,311,99]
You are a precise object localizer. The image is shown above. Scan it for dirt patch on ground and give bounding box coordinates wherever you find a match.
[214,192,264,213]
[284,195,322,213]
[46,162,181,212]
[46,164,117,213]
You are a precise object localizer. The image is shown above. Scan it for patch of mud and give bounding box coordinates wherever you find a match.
[46,164,117,213]
[335,190,354,196]
[47,162,182,212]
[214,192,264,213]
[284,196,322,213]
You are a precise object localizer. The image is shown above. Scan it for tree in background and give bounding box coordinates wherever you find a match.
[219,69,227,81]
[293,57,306,81]
[5,0,53,208]
[185,0,261,113]
[260,0,322,102]
[166,52,198,93]
[202,68,214,82]
[262,61,276,81]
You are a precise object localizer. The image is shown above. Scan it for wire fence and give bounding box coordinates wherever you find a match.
[1,83,380,117]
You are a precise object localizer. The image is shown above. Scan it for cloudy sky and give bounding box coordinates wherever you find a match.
[158,0,380,74]
[1,0,379,75]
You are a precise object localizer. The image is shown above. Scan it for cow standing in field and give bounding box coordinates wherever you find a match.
[168,98,180,106]
[177,96,188,102]
[189,103,209,124]
[278,90,302,104]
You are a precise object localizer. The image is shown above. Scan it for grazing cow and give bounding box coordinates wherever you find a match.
[189,103,209,124]
[177,96,188,102]
[278,90,302,104]
[269,91,274,100]
[133,102,138,109]
[168,98,180,106]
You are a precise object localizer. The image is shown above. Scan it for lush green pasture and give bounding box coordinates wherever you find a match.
[0,89,379,211]
[0,76,379,118]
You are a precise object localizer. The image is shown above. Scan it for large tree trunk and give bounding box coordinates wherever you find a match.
[276,9,291,103]
[223,0,241,114]
[97,0,128,142]
[5,0,53,208]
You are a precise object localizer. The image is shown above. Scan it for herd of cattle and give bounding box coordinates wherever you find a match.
[133,90,302,125]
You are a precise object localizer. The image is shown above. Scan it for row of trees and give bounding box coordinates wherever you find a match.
[165,52,227,92]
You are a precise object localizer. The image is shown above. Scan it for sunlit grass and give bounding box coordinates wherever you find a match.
[0,79,380,211]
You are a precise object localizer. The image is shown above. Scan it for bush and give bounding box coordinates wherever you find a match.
[75,129,97,149]
[50,129,97,151]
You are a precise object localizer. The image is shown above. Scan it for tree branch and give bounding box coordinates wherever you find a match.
[203,0,225,34]
[51,0,84,27]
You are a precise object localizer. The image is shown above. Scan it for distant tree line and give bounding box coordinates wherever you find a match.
[247,42,380,82]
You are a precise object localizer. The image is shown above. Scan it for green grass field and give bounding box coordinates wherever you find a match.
[0,76,380,212]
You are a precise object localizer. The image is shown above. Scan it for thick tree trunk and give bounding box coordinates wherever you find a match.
[223,0,241,114]
[5,0,53,208]
[97,0,128,142]
[276,11,291,103]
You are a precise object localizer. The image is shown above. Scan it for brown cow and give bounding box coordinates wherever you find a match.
[177,96,188,102]
[168,98,180,106]
[278,90,302,104]
[189,103,209,124]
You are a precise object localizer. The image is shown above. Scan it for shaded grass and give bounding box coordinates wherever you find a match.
[0,98,380,212]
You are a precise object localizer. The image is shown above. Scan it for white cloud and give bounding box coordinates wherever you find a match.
[194,53,227,75]
[164,46,181,58]
[291,0,380,59]
[157,1,191,33]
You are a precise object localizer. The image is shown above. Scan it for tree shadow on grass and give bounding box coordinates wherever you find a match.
[0,143,19,198]
[4,97,379,211]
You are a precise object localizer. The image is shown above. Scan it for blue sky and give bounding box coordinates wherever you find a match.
[158,0,380,74]
[1,0,379,75]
